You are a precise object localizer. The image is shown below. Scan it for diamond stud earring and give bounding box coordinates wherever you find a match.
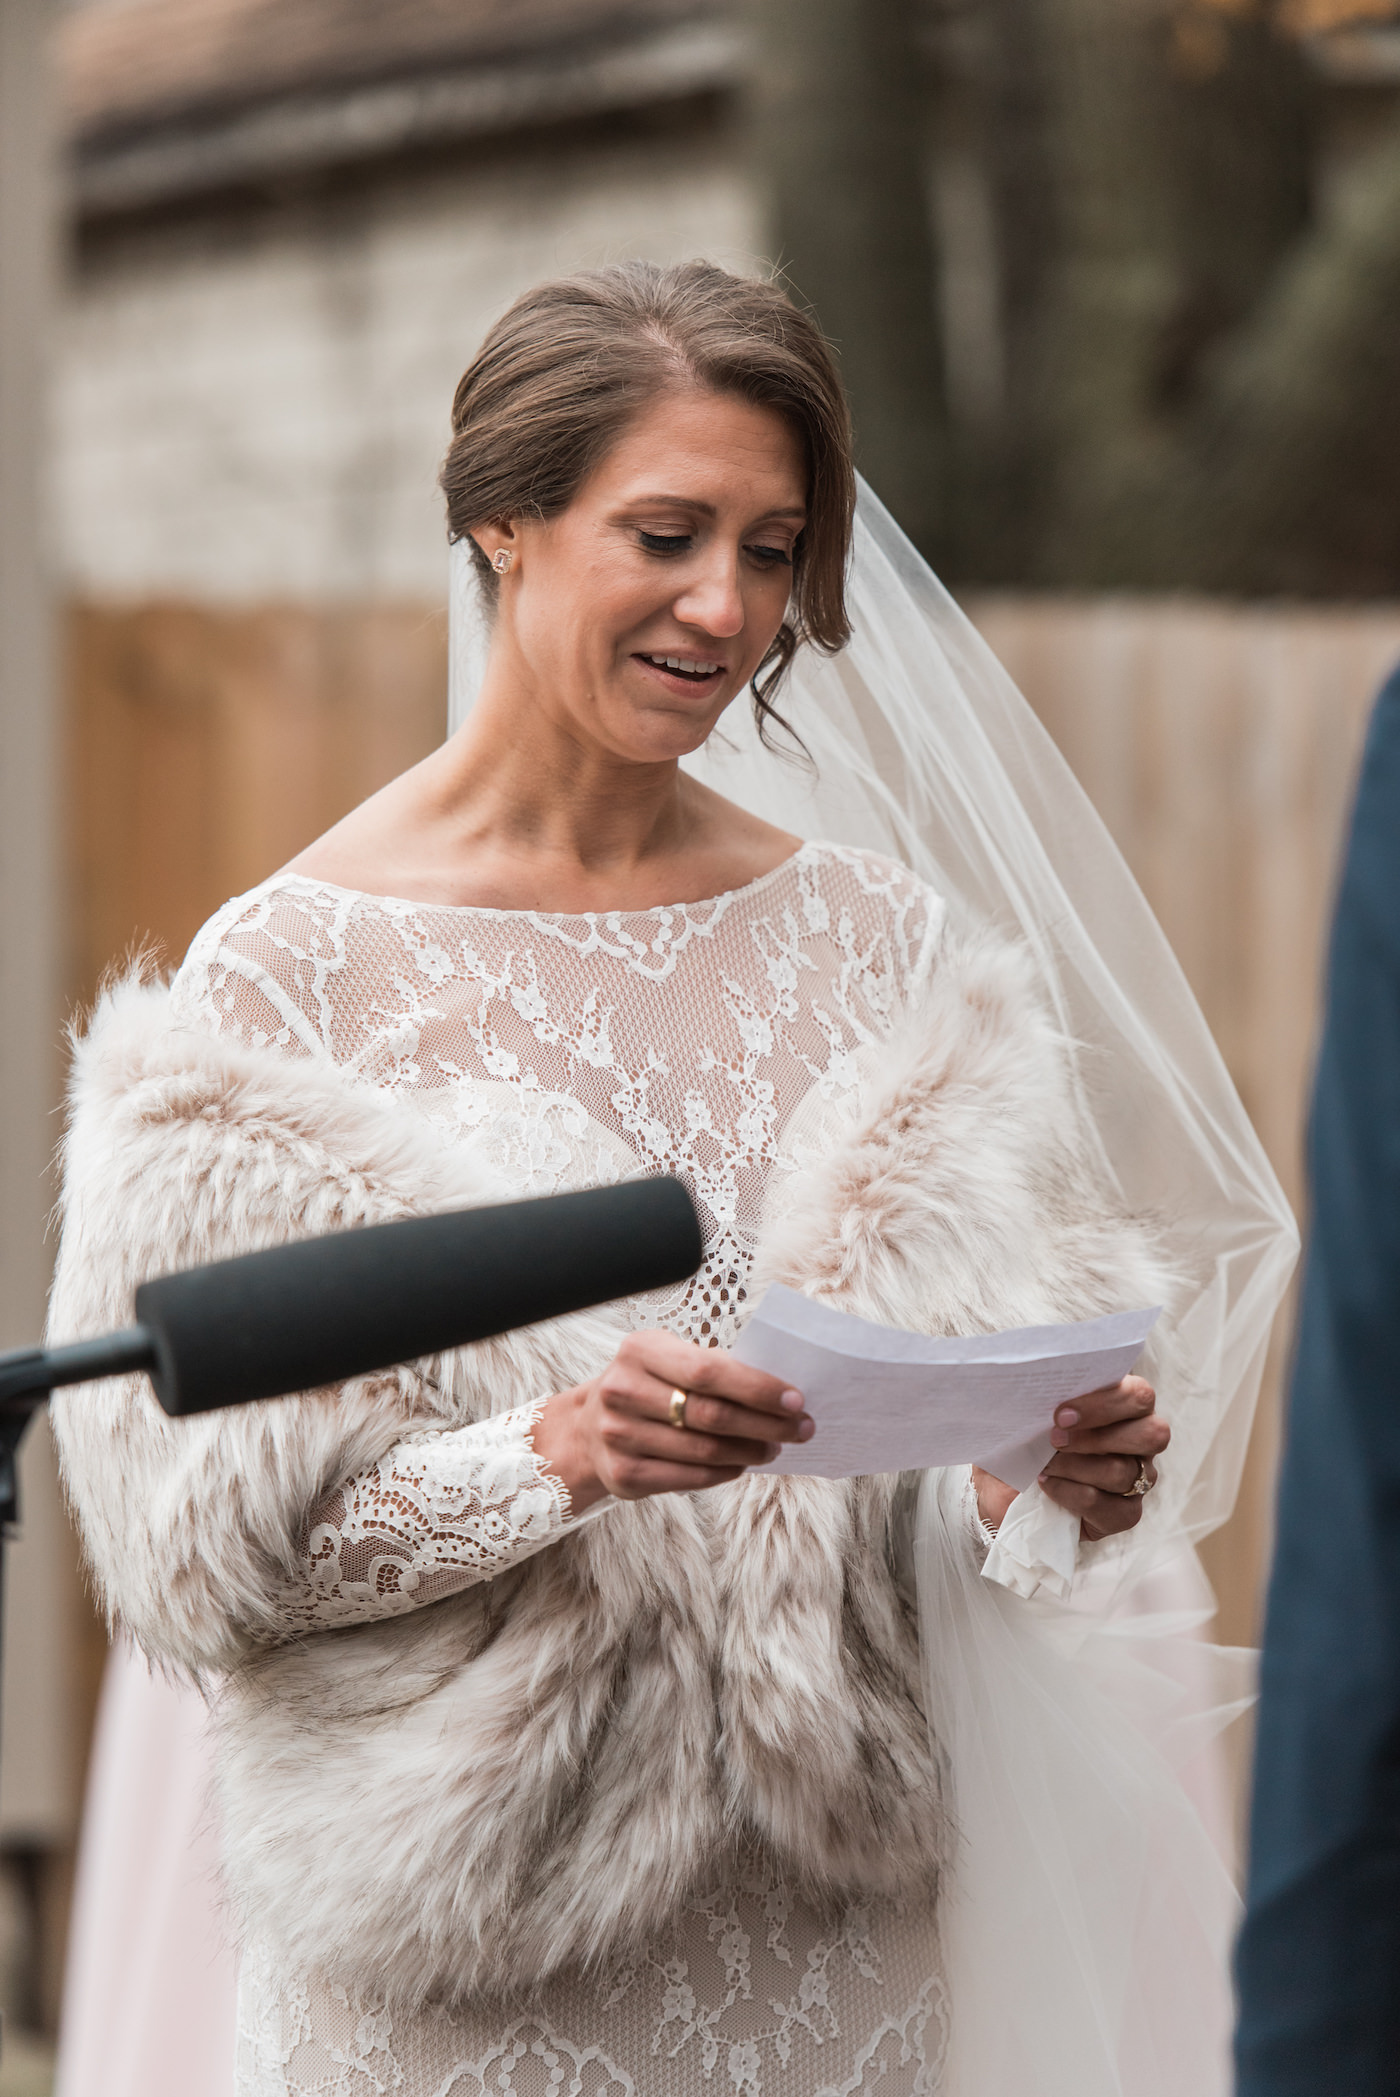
[492,549,514,575]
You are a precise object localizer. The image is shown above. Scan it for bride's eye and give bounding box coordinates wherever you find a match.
[638,531,693,556]
[747,543,794,567]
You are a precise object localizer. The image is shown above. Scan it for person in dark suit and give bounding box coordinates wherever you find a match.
[1236,662,1400,2093]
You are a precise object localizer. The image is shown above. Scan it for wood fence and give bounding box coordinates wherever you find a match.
[67,601,449,1000]
[64,594,1400,1658]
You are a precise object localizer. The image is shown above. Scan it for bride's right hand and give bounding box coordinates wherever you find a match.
[530,1330,814,1516]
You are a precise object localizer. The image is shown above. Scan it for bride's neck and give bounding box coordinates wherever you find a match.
[434,694,693,882]
[284,665,797,913]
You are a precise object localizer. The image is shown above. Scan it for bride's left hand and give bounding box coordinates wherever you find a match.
[972,1375,1169,1541]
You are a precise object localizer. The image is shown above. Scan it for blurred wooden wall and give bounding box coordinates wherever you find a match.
[63,592,1400,1664]
[67,601,449,1001]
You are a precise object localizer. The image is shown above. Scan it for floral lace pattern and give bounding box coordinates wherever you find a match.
[174,844,941,1351]
[175,844,949,2095]
[275,1402,601,1631]
[235,1852,948,2097]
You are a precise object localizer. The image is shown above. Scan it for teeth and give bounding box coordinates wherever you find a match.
[646,654,721,676]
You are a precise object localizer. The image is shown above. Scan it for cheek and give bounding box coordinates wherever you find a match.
[516,569,601,670]
[591,574,682,669]
[745,574,794,659]
[554,551,647,651]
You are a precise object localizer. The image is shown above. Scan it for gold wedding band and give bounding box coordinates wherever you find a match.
[1115,1457,1154,1499]
[669,1387,690,1431]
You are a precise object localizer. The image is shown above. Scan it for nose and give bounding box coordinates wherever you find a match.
[671,544,746,641]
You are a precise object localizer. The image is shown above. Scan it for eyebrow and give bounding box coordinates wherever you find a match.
[624,494,807,522]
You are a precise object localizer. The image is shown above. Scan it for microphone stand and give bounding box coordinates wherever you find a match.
[0,1329,159,1983]
[0,1333,159,1535]
[0,1331,159,1537]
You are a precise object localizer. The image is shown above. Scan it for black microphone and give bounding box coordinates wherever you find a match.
[0,1178,702,1420]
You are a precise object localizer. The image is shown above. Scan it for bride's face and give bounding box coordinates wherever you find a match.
[475,387,807,764]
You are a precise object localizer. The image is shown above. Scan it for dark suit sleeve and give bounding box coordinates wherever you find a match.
[1235,666,1400,2093]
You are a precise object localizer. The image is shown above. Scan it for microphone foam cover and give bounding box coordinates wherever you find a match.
[136,1177,703,1416]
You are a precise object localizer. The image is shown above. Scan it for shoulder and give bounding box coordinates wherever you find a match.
[796,843,947,987]
[177,874,361,975]
[59,960,500,1270]
[801,842,940,909]
[170,876,370,1055]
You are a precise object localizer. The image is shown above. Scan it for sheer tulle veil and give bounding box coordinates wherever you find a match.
[448,479,1297,2095]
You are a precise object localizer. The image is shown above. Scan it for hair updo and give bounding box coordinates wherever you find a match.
[439,259,855,746]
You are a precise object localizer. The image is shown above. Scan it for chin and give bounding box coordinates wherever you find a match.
[610,698,734,763]
[625,726,714,766]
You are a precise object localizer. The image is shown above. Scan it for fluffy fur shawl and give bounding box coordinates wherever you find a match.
[48,927,1178,2008]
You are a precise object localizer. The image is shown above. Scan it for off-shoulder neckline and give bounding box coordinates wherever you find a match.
[261,842,824,923]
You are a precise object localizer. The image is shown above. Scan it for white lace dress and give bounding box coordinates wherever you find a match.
[171,841,951,2097]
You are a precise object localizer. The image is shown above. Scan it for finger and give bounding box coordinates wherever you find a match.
[682,1347,808,1417]
[1049,1412,1170,1458]
[604,1362,811,1444]
[607,1417,782,1472]
[1041,1453,1158,1496]
[1050,1376,1157,1439]
[1039,1475,1145,1536]
[598,1354,803,1440]
[1037,1477,1103,1521]
[1080,1495,1148,1541]
[604,1457,748,1501]
[659,1387,814,1446]
[622,1331,804,1420]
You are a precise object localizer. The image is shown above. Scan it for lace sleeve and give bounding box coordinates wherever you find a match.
[272,1402,605,1633]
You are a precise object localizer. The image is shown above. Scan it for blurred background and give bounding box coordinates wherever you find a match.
[3,0,1400,2085]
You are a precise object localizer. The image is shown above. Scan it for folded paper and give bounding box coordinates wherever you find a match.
[735,1286,1160,1492]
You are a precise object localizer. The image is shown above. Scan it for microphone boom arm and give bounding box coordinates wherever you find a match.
[0,1328,158,1415]
[0,1331,159,1542]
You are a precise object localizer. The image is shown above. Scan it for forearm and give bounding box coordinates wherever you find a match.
[274,1401,611,1632]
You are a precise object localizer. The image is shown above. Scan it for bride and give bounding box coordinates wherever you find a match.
[48,261,1294,2097]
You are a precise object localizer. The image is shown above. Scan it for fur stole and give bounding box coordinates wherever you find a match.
[48,927,1178,2007]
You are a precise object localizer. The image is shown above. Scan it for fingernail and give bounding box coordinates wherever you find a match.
[1049,1428,1069,1447]
[781,1389,805,1412]
[797,1418,816,1441]
[1056,1407,1080,1427]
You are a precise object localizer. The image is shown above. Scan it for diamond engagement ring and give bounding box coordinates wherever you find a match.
[1116,1457,1154,1498]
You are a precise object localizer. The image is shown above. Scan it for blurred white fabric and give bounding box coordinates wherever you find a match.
[54,1640,237,2097]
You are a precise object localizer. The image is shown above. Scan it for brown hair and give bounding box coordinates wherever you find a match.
[439,260,854,748]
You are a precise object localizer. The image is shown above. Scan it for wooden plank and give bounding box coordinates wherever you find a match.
[66,600,447,999]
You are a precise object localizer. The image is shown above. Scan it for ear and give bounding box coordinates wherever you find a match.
[469,519,521,571]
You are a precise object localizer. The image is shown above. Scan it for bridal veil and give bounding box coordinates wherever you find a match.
[448,479,1298,2095]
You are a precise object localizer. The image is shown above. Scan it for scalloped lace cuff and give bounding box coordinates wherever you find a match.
[277,1401,608,1632]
